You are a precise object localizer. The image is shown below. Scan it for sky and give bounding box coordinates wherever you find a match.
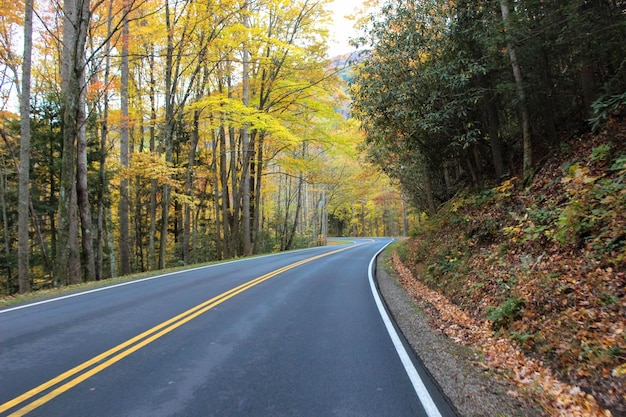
[327,0,365,57]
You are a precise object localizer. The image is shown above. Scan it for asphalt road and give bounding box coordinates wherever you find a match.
[0,239,457,417]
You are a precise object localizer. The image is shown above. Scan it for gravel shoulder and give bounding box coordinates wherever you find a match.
[376,249,543,417]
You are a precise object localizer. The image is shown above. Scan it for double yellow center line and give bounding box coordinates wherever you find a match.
[1,245,359,416]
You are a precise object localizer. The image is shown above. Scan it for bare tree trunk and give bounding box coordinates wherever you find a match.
[500,0,532,180]
[485,96,504,178]
[219,123,232,258]
[284,174,303,251]
[148,48,157,270]
[226,66,240,254]
[159,0,175,269]
[212,128,223,259]
[361,200,366,237]
[18,0,34,293]
[252,132,264,253]
[183,110,199,264]
[229,125,240,255]
[76,69,96,282]
[57,0,90,285]
[2,130,52,283]
[118,6,131,276]
[95,0,113,281]
[0,166,13,288]
[241,9,252,256]
[106,205,116,278]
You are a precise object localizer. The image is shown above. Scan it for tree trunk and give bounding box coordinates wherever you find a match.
[361,200,366,237]
[0,168,13,288]
[182,110,199,265]
[284,174,303,251]
[95,0,114,281]
[229,124,240,255]
[241,10,252,256]
[211,128,223,259]
[226,65,240,255]
[500,0,532,180]
[252,132,265,253]
[118,7,131,276]
[18,0,34,293]
[485,96,505,178]
[57,0,90,286]
[76,72,96,282]
[106,205,116,278]
[580,64,597,116]
[159,0,175,269]
[219,123,232,258]
[148,47,157,270]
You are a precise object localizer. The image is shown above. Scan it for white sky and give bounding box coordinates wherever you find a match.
[327,0,366,57]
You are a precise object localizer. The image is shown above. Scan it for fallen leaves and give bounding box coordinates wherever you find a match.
[394,117,626,415]
[390,252,614,417]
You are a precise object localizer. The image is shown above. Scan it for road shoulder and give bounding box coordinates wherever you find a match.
[376,249,541,417]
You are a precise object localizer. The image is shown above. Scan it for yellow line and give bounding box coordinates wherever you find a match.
[1,244,360,416]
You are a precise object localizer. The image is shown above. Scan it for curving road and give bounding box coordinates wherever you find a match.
[0,239,457,417]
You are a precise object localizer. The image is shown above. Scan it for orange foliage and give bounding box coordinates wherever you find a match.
[395,116,626,415]
[390,253,613,417]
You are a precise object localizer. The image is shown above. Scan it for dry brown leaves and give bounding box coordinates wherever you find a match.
[390,252,613,417]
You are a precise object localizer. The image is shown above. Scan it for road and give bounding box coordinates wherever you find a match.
[0,239,457,417]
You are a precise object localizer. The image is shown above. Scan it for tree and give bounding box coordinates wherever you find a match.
[18,0,33,293]
[118,0,131,275]
[352,0,626,212]
[56,0,91,285]
[499,0,531,181]
[1,0,411,295]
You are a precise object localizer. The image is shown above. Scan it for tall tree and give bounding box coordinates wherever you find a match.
[241,2,252,256]
[56,0,91,285]
[500,0,531,181]
[94,0,115,281]
[18,0,33,293]
[118,0,131,275]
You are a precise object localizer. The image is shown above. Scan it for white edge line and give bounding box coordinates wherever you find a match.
[368,239,444,417]
[1,244,347,314]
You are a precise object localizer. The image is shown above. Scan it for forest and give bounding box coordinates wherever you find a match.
[0,0,412,296]
[350,1,625,415]
[351,0,626,211]
[1,0,624,292]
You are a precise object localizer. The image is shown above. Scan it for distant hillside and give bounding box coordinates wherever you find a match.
[330,50,368,83]
[394,114,626,416]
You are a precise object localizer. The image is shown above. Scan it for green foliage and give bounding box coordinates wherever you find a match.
[474,188,496,205]
[589,144,612,163]
[352,0,626,214]
[554,157,626,259]
[510,331,534,349]
[589,92,626,132]
[395,125,626,409]
[395,241,410,264]
[610,154,626,172]
[486,297,526,331]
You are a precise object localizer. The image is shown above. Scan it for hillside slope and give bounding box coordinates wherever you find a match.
[395,116,625,416]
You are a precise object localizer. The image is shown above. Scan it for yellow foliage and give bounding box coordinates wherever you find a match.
[613,363,626,377]
[494,177,518,195]
[118,151,184,188]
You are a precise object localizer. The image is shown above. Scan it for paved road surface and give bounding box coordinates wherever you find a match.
[0,239,457,416]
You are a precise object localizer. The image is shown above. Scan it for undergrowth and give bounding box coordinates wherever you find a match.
[400,115,626,415]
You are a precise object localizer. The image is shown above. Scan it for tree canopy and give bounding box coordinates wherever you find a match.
[0,0,411,295]
[351,0,626,212]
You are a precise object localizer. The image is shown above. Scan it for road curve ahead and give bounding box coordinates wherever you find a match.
[0,238,456,417]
